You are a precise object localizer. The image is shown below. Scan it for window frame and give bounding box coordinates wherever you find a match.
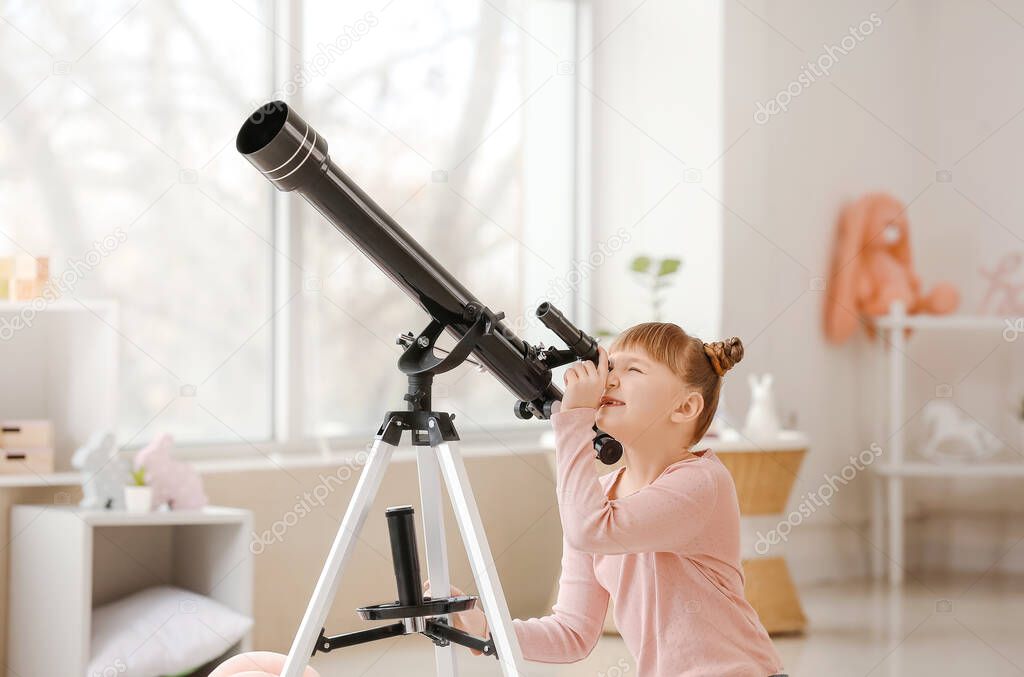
[185,0,590,458]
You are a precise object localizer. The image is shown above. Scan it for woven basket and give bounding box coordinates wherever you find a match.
[716,449,805,515]
[742,556,806,635]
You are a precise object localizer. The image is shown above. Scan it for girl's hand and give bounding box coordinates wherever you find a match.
[423,580,488,656]
[562,346,609,411]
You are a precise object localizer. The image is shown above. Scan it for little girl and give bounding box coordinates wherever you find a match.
[214,322,787,676]
[438,322,787,676]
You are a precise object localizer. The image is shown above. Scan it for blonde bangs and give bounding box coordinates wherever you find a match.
[609,322,691,382]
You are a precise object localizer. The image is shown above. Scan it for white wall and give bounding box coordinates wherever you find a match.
[721,0,1024,582]
[586,0,723,340]
[589,0,1024,583]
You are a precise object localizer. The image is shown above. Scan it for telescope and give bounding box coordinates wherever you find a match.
[236,101,622,464]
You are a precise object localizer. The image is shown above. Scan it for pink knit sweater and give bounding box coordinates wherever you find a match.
[512,406,785,676]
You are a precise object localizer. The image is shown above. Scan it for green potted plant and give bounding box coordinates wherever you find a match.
[595,255,683,339]
[630,255,682,321]
[124,467,152,513]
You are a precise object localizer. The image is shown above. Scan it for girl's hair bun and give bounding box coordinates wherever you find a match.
[702,337,744,377]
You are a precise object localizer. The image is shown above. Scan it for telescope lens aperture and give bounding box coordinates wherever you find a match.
[236,101,287,154]
[236,101,328,192]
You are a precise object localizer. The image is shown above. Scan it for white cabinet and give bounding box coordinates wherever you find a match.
[0,300,118,470]
[7,505,253,677]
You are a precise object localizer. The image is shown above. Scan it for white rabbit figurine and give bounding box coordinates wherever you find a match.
[71,431,132,510]
[743,374,782,442]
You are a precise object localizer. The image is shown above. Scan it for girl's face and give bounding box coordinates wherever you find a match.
[596,346,692,443]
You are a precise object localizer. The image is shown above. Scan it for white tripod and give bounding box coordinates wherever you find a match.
[279,388,530,677]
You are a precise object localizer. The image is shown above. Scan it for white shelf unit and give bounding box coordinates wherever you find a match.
[0,299,118,470]
[7,505,253,676]
[869,301,1024,585]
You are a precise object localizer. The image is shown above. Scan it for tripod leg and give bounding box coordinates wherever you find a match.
[435,442,529,676]
[417,448,459,676]
[281,439,397,677]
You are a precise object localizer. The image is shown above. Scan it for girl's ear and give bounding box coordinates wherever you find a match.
[670,391,704,424]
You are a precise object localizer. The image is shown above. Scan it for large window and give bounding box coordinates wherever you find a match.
[0,0,580,450]
[295,0,579,439]
[0,2,275,445]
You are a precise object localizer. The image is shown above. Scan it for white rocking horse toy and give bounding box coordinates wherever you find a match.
[919,400,1001,463]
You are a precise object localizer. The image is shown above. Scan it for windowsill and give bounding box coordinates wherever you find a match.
[0,428,815,489]
[168,423,552,460]
[0,472,84,488]
[192,436,554,475]
[0,427,554,488]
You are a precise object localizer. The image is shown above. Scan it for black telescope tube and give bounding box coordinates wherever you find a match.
[236,102,561,414]
[385,506,422,607]
[536,302,599,363]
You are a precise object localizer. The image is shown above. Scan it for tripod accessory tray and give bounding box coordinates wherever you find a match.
[356,594,476,620]
[311,504,501,661]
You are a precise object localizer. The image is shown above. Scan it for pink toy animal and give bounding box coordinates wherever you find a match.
[824,192,960,343]
[133,433,208,510]
[211,651,319,677]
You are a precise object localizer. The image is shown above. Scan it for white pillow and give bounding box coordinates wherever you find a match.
[88,585,253,677]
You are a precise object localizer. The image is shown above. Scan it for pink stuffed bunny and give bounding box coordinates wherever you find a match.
[133,433,208,510]
[210,651,320,677]
[824,192,960,343]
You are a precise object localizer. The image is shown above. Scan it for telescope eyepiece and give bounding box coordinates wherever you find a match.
[537,302,600,363]
[236,101,329,192]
